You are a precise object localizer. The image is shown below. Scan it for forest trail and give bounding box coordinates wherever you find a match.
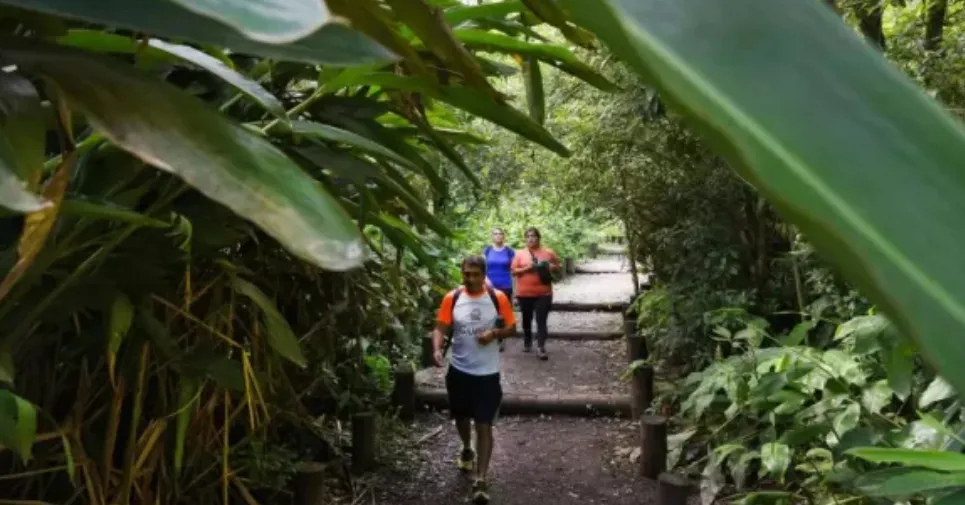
[367,254,667,505]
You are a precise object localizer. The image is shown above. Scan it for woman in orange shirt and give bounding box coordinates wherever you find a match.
[510,227,560,360]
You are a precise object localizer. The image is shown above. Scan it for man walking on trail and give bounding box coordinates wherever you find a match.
[432,255,517,504]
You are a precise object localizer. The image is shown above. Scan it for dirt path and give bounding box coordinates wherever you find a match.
[370,415,653,505]
[367,254,654,505]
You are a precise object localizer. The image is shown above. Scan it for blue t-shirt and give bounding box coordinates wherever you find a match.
[484,246,515,291]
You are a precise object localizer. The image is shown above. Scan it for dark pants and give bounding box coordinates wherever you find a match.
[446,366,502,424]
[518,294,552,349]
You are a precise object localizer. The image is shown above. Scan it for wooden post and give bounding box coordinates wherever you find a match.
[352,412,376,473]
[639,415,668,479]
[588,243,598,258]
[420,333,435,368]
[630,365,655,419]
[392,366,415,422]
[293,462,327,505]
[657,473,694,505]
[564,257,575,275]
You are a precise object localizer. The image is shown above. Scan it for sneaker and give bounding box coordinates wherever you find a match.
[458,447,475,472]
[538,348,548,361]
[471,479,490,504]
[522,345,532,353]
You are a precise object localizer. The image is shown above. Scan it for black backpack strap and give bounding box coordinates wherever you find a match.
[486,286,499,309]
[442,288,461,356]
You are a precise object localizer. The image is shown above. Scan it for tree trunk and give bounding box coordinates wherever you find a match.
[856,0,886,51]
[924,0,947,53]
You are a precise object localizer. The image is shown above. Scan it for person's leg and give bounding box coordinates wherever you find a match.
[470,373,502,504]
[518,296,535,351]
[535,294,552,358]
[446,367,475,471]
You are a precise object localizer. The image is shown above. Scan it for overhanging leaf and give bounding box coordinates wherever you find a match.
[521,56,545,125]
[231,277,307,368]
[560,0,965,400]
[147,39,286,119]
[0,0,393,66]
[4,41,364,271]
[169,0,330,44]
[0,72,48,212]
[288,120,416,169]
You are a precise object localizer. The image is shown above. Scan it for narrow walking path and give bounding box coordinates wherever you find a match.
[369,256,659,505]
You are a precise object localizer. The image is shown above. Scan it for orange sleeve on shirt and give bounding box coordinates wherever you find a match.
[437,291,456,325]
[547,248,560,265]
[495,291,516,326]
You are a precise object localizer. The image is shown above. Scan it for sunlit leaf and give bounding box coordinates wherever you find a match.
[6,41,364,271]
[444,1,523,25]
[169,0,330,44]
[558,0,965,401]
[0,72,48,213]
[759,442,791,482]
[0,390,36,461]
[921,377,957,408]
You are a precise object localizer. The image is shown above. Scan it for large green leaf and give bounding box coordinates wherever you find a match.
[4,41,364,271]
[288,120,416,169]
[147,39,286,119]
[231,277,307,368]
[847,447,965,472]
[0,0,393,66]
[0,72,48,213]
[560,0,965,399]
[169,0,329,44]
[521,56,545,125]
[853,467,965,497]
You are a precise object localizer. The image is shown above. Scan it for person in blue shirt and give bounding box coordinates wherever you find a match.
[482,228,515,352]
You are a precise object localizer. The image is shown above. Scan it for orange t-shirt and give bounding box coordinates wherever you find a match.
[511,247,559,297]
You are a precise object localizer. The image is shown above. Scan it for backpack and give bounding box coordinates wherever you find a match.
[442,286,502,356]
[531,250,553,285]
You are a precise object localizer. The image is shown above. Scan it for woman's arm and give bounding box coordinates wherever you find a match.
[510,255,531,276]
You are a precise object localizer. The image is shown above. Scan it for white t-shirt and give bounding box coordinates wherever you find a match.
[438,287,516,376]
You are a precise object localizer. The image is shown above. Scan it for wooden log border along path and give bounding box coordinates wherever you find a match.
[551,301,629,312]
[414,388,631,417]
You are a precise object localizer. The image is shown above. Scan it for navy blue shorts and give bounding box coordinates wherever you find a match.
[445,366,502,424]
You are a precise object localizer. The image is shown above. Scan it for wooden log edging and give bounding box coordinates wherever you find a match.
[573,267,628,274]
[630,365,655,419]
[391,367,416,422]
[415,387,631,417]
[351,412,376,473]
[509,330,622,341]
[657,473,695,505]
[639,415,668,479]
[551,301,629,313]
